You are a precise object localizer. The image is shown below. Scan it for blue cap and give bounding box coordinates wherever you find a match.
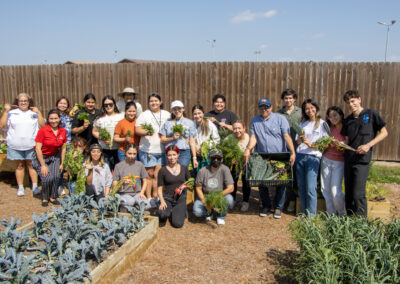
[258,98,272,107]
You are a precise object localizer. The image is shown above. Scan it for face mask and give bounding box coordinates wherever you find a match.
[211,159,222,168]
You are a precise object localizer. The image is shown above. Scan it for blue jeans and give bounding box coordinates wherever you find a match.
[178,149,191,167]
[193,194,234,219]
[259,186,286,210]
[67,180,77,194]
[296,153,321,217]
[118,149,126,162]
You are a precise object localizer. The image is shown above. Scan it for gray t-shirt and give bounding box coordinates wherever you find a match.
[112,160,148,195]
[195,164,234,194]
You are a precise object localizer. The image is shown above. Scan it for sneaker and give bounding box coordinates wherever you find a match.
[205,215,213,221]
[287,201,295,212]
[32,187,41,195]
[240,202,249,212]
[216,218,225,225]
[259,208,271,217]
[57,186,64,196]
[274,209,282,219]
[17,188,25,197]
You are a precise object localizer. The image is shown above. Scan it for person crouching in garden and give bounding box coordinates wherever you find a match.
[157,146,191,228]
[111,143,157,209]
[84,144,112,202]
[193,149,234,225]
[32,110,67,206]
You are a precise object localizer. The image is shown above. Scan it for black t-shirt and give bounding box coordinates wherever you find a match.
[341,109,386,164]
[158,165,190,197]
[72,109,101,145]
[205,110,238,129]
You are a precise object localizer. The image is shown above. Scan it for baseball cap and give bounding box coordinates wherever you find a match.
[170,100,184,109]
[208,148,223,158]
[258,98,272,107]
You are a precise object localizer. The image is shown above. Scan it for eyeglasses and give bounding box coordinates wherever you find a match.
[18,100,29,103]
[210,156,222,161]
[258,105,271,110]
[103,103,114,108]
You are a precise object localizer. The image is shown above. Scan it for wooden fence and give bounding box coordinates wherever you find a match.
[0,62,399,161]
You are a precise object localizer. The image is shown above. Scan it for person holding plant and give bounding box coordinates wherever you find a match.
[92,95,124,171]
[0,93,45,197]
[193,148,234,225]
[341,90,388,216]
[111,143,156,209]
[116,87,143,117]
[295,99,329,217]
[229,120,251,211]
[114,102,140,162]
[320,106,346,216]
[32,109,67,206]
[157,145,191,228]
[244,98,295,219]
[65,136,88,194]
[160,100,198,168]
[71,93,100,146]
[135,94,170,198]
[84,143,112,202]
[192,104,220,171]
[206,94,238,131]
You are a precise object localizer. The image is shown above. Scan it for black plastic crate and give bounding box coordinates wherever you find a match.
[246,152,293,187]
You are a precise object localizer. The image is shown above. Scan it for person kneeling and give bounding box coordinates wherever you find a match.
[193,149,234,225]
[157,146,190,228]
[111,143,157,209]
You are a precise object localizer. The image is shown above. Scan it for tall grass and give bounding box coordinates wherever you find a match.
[286,214,400,283]
[369,164,400,184]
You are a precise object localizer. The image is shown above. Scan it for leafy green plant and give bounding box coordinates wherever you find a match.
[99,128,113,147]
[64,145,86,194]
[248,154,291,181]
[77,112,90,123]
[368,162,400,184]
[125,130,131,137]
[204,190,228,215]
[69,103,85,116]
[218,128,232,141]
[366,181,390,201]
[313,136,335,152]
[0,143,7,154]
[141,123,154,135]
[171,124,185,134]
[217,135,244,173]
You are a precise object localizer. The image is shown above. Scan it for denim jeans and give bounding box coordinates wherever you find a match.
[67,180,77,194]
[118,149,126,162]
[320,156,346,216]
[178,149,191,168]
[259,186,286,210]
[193,194,234,219]
[296,153,321,217]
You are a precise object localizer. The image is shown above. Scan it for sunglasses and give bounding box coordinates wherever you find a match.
[210,156,222,161]
[258,105,271,110]
[103,103,114,108]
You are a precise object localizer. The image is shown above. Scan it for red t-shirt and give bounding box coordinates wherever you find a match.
[35,125,67,156]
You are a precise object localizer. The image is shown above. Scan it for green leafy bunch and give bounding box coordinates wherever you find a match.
[141,123,154,135]
[77,112,90,123]
[313,137,335,152]
[204,190,228,215]
[171,124,185,134]
[218,128,232,141]
[63,145,86,194]
[99,128,112,147]
[126,130,131,137]
[69,103,85,116]
[248,154,291,181]
[0,144,7,154]
[217,135,243,173]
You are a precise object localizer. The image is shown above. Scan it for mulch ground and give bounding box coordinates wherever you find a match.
[1,172,400,284]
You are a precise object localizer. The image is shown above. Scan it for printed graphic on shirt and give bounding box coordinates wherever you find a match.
[363,114,370,124]
[207,178,219,189]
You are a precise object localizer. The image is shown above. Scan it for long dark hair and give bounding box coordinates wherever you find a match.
[301,98,321,129]
[55,96,70,114]
[124,101,137,120]
[83,93,96,103]
[46,109,61,126]
[148,93,164,109]
[192,104,210,136]
[326,106,344,127]
[98,95,119,118]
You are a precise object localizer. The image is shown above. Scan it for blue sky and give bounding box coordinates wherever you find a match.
[0,0,399,65]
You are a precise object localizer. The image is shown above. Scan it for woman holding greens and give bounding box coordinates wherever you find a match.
[159,100,198,169]
[296,99,329,217]
[71,93,100,146]
[92,95,124,170]
[192,104,220,171]
[33,109,67,206]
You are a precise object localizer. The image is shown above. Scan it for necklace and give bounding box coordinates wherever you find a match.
[150,110,162,129]
[168,164,179,175]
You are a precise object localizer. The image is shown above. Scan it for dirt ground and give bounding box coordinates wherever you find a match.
[1,173,400,284]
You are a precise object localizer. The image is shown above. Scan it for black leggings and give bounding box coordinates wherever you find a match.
[231,167,250,202]
[344,162,370,216]
[157,192,187,228]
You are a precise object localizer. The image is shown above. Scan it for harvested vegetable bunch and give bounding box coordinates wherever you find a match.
[204,190,228,215]
[63,145,86,194]
[141,123,154,135]
[217,135,243,173]
[0,105,4,116]
[323,122,333,137]
[0,144,6,154]
[218,128,232,141]
[247,153,267,180]
[313,136,335,152]
[287,118,304,136]
[110,174,137,197]
[69,103,85,116]
[248,154,291,181]
[99,128,113,147]
[171,124,185,134]
[200,142,212,160]
[77,112,90,123]
[125,130,131,137]
[174,177,195,199]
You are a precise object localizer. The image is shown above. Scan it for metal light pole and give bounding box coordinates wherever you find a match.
[254,50,261,62]
[378,20,396,62]
[207,39,216,60]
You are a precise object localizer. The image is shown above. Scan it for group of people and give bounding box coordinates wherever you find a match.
[0,86,387,227]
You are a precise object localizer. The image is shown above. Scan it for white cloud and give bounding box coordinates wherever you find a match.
[231,9,277,24]
[259,44,268,49]
[312,33,326,39]
[333,55,345,61]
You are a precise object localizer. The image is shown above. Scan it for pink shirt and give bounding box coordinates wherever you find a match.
[323,126,345,162]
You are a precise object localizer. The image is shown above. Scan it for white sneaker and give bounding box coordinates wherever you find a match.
[240,202,249,212]
[205,215,213,221]
[57,186,64,196]
[17,188,25,197]
[32,187,41,195]
[217,218,225,225]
